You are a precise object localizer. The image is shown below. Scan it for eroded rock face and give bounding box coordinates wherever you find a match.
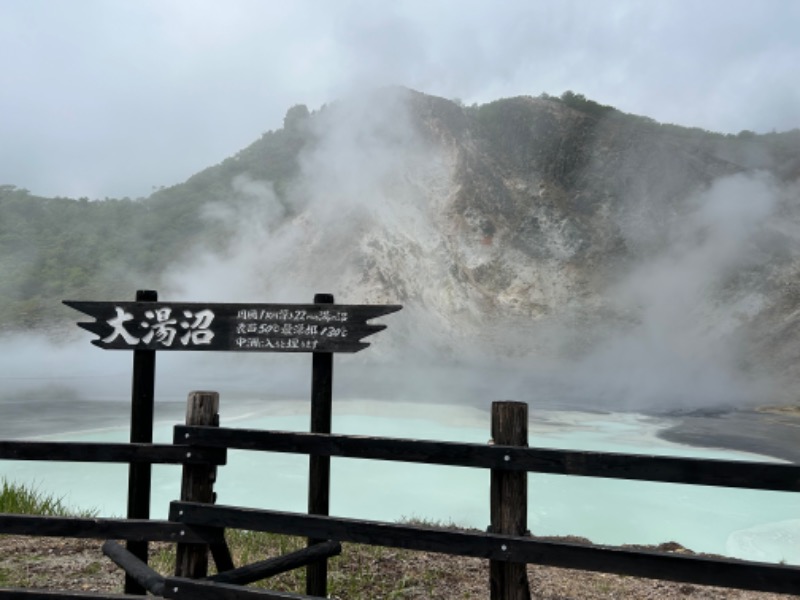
[167,88,800,408]
[5,87,798,411]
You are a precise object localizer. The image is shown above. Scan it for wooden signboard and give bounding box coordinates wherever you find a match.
[63,301,402,353]
[64,292,399,595]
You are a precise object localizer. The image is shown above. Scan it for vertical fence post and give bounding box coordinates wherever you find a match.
[307,292,334,597]
[126,289,157,595]
[175,390,220,579]
[490,401,531,600]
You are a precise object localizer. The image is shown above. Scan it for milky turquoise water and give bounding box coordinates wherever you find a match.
[1,400,797,565]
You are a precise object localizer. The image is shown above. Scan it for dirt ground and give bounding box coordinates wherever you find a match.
[0,535,796,599]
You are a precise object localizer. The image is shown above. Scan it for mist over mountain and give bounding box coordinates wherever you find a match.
[2,87,799,412]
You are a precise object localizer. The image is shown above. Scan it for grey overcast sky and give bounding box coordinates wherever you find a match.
[1,0,798,200]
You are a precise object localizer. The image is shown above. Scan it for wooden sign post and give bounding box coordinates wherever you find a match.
[126,289,157,595]
[307,293,334,596]
[65,294,401,596]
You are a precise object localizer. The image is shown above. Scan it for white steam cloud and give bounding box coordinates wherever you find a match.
[162,88,459,375]
[2,90,795,420]
[561,173,780,411]
[157,90,791,414]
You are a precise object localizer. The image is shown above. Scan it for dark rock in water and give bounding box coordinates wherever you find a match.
[659,408,800,462]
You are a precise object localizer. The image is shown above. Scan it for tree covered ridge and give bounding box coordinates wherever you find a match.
[0,109,314,330]
[1,90,798,332]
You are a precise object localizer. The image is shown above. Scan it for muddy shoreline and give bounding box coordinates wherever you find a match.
[657,407,800,463]
[4,396,799,464]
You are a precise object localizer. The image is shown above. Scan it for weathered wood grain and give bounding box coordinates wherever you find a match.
[163,577,324,599]
[126,289,157,595]
[175,391,222,579]
[489,401,530,599]
[175,426,800,491]
[170,502,800,595]
[102,540,165,596]
[0,590,133,599]
[0,514,218,543]
[0,441,225,465]
[209,540,341,586]
[307,293,333,597]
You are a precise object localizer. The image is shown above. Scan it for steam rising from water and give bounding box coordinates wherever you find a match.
[566,173,780,410]
[165,89,448,303]
[1,90,797,415]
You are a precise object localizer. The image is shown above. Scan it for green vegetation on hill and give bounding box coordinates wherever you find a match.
[0,105,314,331]
[0,185,195,329]
[1,93,798,333]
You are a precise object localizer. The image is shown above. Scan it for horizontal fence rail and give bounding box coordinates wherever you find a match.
[102,541,167,596]
[163,578,325,600]
[171,501,800,596]
[175,425,800,491]
[103,536,338,598]
[0,590,134,599]
[0,514,221,543]
[0,441,226,465]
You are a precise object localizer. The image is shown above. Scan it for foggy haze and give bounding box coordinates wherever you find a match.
[564,173,781,410]
[3,88,796,418]
[1,0,798,199]
[1,0,799,418]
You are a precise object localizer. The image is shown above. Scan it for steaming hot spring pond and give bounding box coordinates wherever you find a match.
[0,399,797,565]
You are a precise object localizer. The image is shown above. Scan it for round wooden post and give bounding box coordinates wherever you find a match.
[175,390,220,579]
[490,401,531,600]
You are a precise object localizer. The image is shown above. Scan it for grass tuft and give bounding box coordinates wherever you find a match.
[148,520,478,598]
[0,478,97,517]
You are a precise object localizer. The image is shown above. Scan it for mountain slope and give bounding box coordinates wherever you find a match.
[2,88,799,410]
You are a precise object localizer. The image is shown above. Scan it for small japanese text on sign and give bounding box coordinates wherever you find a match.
[63,300,402,354]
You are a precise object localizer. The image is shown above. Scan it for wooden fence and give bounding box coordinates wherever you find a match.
[1,395,800,598]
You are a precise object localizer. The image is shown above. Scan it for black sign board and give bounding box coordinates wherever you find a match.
[64,301,402,353]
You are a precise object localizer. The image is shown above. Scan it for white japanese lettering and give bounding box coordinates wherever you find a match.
[102,307,140,345]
